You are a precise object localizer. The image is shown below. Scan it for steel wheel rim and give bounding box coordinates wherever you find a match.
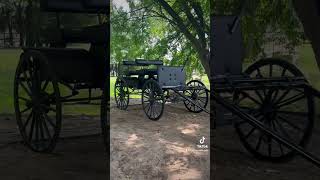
[234,58,314,161]
[14,51,61,152]
[142,80,164,120]
[184,80,208,113]
[114,78,129,110]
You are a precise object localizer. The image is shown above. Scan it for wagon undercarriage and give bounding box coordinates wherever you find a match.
[211,59,320,167]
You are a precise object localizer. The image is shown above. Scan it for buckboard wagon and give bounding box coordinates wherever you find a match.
[14,0,109,152]
[114,59,209,120]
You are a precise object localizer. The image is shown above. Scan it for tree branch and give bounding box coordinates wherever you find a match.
[154,0,210,74]
[182,1,206,46]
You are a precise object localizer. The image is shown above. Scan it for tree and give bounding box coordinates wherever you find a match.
[144,0,210,74]
[0,1,15,47]
[122,0,308,77]
[111,3,206,78]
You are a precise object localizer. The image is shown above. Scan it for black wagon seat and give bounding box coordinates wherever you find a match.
[23,23,108,86]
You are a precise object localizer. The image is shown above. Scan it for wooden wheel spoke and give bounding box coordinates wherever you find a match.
[273,118,294,142]
[22,111,33,130]
[235,120,248,127]
[21,106,32,114]
[278,115,304,132]
[41,80,49,91]
[42,114,52,140]
[19,81,32,97]
[267,136,272,157]
[276,93,305,108]
[256,68,263,78]
[255,134,264,151]
[143,102,150,110]
[146,104,152,115]
[245,127,256,139]
[269,64,273,77]
[274,89,291,105]
[19,96,31,103]
[39,115,45,141]
[238,106,259,113]
[281,68,287,77]
[35,114,40,145]
[22,70,33,90]
[270,120,285,156]
[240,91,262,105]
[40,104,56,112]
[277,110,308,117]
[28,114,36,142]
[197,97,206,105]
[254,90,264,103]
[41,111,56,129]
[271,89,279,103]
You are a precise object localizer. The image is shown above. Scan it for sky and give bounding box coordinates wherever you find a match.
[112,0,130,11]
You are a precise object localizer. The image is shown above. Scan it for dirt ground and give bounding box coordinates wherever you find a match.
[110,99,210,180]
[0,114,106,180]
[213,110,320,180]
[1,98,320,180]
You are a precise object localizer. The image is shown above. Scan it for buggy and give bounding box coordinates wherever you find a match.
[14,0,109,152]
[114,59,209,120]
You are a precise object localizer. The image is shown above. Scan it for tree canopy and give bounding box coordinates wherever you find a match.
[111,0,308,78]
[0,0,104,47]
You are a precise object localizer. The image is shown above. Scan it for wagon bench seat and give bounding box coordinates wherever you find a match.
[22,47,104,84]
[126,69,158,76]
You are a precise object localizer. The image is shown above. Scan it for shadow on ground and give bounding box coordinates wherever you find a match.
[0,115,107,180]
[213,99,320,180]
[110,102,210,180]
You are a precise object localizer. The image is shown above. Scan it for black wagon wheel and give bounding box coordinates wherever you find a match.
[14,50,61,152]
[114,77,129,110]
[233,58,314,162]
[183,80,209,113]
[101,79,109,151]
[142,79,164,121]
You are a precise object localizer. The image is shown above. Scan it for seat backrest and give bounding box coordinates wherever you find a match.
[41,23,108,45]
[62,23,108,44]
[40,0,109,13]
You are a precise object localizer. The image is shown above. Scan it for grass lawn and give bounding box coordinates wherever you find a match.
[297,44,320,89]
[0,45,319,114]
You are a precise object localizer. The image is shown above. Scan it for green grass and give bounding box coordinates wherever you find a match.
[297,44,320,90]
[0,45,319,114]
[110,76,116,98]
[0,49,21,114]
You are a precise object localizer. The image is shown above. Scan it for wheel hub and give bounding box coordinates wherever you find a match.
[191,92,198,100]
[261,102,277,121]
[149,92,156,104]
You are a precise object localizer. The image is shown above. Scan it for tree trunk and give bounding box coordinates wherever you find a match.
[293,0,320,70]
[25,1,34,47]
[15,3,25,47]
[155,0,211,75]
[8,17,13,47]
